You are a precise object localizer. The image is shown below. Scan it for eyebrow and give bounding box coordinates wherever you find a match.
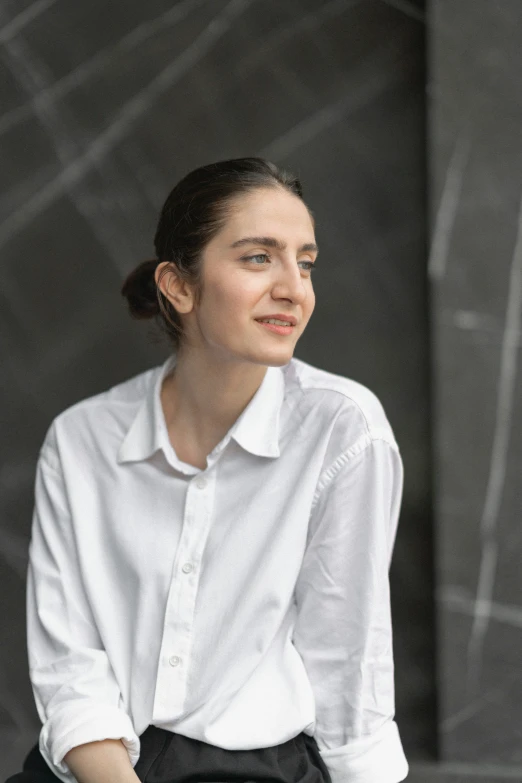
[230,236,319,254]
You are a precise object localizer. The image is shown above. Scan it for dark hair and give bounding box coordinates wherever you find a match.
[121,156,314,352]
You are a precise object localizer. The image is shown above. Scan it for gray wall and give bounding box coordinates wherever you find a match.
[429,0,522,778]
[0,0,432,778]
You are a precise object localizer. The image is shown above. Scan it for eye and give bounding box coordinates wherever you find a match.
[242,253,270,264]
[241,253,316,273]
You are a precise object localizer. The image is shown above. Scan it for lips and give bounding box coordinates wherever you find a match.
[255,320,295,335]
[254,314,297,325]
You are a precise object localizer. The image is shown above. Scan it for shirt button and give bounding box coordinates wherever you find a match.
[181,562,193,573]
[169,655,181,666]
[196,477,207,489]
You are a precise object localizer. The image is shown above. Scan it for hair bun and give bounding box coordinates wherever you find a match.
[120,259,160,319]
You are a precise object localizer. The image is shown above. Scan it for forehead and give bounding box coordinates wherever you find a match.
[221,188,315,240]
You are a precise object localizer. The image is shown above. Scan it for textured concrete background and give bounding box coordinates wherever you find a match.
[429,0,522,777]
[11,0,522,780]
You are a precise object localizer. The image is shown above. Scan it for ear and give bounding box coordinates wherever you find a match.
[155,261,195,315]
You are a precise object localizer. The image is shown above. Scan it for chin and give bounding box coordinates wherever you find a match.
[259,347,295,366]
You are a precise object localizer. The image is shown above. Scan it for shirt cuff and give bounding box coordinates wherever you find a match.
[318,720,409,783]
[38,702,140,783]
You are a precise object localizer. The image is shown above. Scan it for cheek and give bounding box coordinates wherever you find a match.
[304,286,316,316]
[214,275,261,310]
[202,276,257,322]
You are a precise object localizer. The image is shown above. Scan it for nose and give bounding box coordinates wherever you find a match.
[271,260,308,304]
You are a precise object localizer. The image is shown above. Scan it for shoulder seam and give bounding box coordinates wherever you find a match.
[311,432,399,511]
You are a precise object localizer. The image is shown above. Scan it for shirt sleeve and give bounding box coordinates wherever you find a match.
[292,435,409,783]
[26,424,140,783]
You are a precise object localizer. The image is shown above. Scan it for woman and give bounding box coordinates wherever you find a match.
[9,158,408,783]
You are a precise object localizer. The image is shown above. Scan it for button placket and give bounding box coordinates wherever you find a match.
[152,471,215,722]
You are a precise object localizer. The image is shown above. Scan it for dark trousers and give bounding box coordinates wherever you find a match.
[6,725,333,783]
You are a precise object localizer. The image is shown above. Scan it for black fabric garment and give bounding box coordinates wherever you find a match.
[6,726,333,783]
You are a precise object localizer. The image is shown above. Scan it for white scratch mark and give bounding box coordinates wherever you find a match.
[0,0,254,251]
[440,672,521,733]
[0,0,58,45]
[427,133,470,281]
[0,0,209,136]
[466,191,522,695]
[261,37,406,161]
[439,584,522,631]
[0,20,138,276]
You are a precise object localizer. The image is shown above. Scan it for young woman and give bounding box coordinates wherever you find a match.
[9,158,408,783]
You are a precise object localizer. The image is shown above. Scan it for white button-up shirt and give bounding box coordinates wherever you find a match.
[27,352,409,783]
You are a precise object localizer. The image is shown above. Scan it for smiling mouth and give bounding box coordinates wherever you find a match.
[255,319,295,334]
[255,318,296,326]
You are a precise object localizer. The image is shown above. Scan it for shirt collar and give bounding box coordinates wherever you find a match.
[117,353,286,464]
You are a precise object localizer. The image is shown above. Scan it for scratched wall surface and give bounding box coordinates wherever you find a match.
[429,0,522,773]
[0,0,431,779]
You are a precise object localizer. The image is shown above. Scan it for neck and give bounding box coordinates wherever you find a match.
[161,348,269,456]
